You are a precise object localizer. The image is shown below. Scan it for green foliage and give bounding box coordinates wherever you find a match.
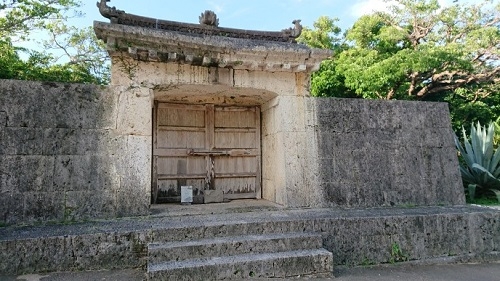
[0,0,110,84]
[300,0,500,136]
[420,83,500,134]
[0,0,81,38]
[43,21,110,84]
[310,59,357,98]
[454,122,500,202]
[468,197,500,206]
[0,38,107,84]
[297,16,342,50]
[389,242,408,264]
[297,16,356,98]
[336,0,500,100]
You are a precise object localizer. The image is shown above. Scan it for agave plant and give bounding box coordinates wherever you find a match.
[494,117,500,147]
[454,121,500,202]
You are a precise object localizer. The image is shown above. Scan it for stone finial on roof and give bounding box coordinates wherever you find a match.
[96,0,124,23]
[199,10,219,27]
[282,20,302,38]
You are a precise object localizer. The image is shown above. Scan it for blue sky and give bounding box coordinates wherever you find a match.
[16,0,466,61]
[81,0,463,32]
[75,0,418,33]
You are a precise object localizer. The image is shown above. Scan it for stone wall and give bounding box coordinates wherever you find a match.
[0,80,151,225]
[0,78,466,224]
[311,97,465,208]
[1,205,498,274]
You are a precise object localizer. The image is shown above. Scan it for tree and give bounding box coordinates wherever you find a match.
[0,37,108,84]
[338,0,499,100]
[43,21,110,84]
[0,0,81,39]
[0,0,110,84]
[297,16,342,50]
[297,16,356,98]
[301,0,500,132]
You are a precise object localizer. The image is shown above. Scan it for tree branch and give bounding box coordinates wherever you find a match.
[414,67,500,98]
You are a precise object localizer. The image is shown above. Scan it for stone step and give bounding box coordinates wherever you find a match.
[148,232,323,264]
[150,217,316,243]
[147,248,333,280]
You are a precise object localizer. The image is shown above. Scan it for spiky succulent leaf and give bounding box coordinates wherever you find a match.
[471,164,500,189]
[455,121,500,200]
[460,127,476,168]
[470,123,482,164]
[484,122,494,169]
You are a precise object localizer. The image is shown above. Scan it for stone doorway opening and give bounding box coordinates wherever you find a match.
[152,102,261,204]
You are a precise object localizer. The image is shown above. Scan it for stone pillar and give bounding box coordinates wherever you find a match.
[261,74,324,208]
[111,85,153,215]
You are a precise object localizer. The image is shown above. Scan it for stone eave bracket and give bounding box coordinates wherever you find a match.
[94,21,332,73]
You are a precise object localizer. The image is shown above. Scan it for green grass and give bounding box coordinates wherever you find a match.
[468,197,500,206]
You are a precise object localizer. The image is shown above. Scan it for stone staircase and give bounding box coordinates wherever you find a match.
[146,232,333,280]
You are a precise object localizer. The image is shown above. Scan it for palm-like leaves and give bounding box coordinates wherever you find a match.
[454,122,500,202]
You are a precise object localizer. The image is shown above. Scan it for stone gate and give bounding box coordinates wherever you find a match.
[2,1,500,278]
[1,0,464,225]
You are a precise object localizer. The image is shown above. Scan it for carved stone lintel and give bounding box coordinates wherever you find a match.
[199,10,219,27]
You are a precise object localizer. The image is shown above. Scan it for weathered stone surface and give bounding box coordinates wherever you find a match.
[0,231,150,274]
[94,21,330,75]
[148,249,334,280]
[0,81,117,129]
[146,231,334,280]
[116,86,153,136]
[311,98,465,208]
[0,206,498,275]
[0,80,150,225]
[204,190,224,204]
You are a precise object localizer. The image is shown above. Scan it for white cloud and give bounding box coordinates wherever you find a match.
[350,0,391,17]
[207,1,224,13]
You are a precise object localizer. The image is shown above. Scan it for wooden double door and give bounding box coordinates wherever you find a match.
[152,103,261,203]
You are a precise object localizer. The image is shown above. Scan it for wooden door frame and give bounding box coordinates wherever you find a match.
[151,102,262,204]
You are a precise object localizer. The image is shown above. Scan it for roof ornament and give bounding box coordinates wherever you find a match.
[199,10,219,27]
[96,0,302,43]
[282,20,302,39]
[97,0,124,23]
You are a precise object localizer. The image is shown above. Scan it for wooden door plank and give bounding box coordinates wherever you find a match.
[215,128,257,133]
[157,103,206,110]
[214,173,257,178]
[156,130,205,149]
[152,100,159,204]
[157,175,207,179]
[255,106,262,199]
[206,104,215,150]
[153,148,189,157]
[158,126,206,132]
[215,106,256,112]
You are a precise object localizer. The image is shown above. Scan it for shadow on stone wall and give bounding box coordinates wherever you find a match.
[0,80,149,225]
